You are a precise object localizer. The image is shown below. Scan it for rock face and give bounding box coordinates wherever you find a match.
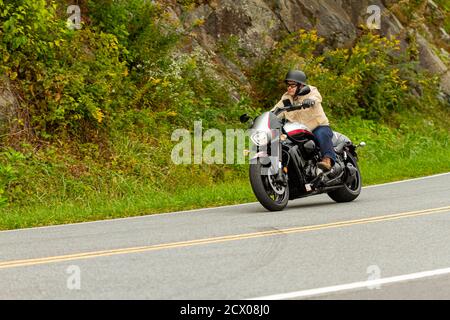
[1,0,449,114]
[276,0,358,48]
[417,34,450,95]
[179,0,406,56]
[0,77,20,139]
[183,0,284,67]
[169,0,449,96]
[417,34,447,74]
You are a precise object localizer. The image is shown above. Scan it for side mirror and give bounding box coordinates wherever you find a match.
[239,113,251,123]
[296,85,311,96]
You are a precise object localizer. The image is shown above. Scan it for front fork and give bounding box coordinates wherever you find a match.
[249,139,287,186]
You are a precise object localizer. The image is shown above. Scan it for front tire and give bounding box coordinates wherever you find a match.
[249,160,289,211]
[327,154,362,203]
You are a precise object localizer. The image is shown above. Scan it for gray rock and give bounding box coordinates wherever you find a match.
[417,33,448,74]
[440,71,450,97]
[168,0,449,96]
[440,28,450,41]
[416,34,450,95]
[0,77,20,136]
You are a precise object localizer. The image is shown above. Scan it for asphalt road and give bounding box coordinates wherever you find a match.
[0,172,449,300]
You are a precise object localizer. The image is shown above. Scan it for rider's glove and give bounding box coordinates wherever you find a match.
[302,99,315,108]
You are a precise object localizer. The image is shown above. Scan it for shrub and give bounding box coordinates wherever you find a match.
[249,28,444,121]
[0,0,129,140]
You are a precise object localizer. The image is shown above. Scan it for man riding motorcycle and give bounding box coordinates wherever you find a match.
[271,70,336,171]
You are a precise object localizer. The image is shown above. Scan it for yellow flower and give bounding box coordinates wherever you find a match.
[400,80,408,91]
[94,108,104,123]
[193,19,205,27]
[9,71,18,80]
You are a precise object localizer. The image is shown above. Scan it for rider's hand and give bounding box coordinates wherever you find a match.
[302,99,315,107]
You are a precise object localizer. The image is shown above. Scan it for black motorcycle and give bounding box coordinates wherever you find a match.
[240,85,365,211]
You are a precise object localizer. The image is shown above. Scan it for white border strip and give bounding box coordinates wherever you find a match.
[248,266,450,300]
[1,172,449,233]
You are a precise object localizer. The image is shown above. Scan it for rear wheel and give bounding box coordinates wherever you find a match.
[249,160,289,211]
[327,154,361,202]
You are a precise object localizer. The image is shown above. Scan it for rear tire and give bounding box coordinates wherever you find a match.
[249,160,289,211]
[327,154,362,203]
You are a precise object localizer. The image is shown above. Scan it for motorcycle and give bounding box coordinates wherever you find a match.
[240,85,365,211]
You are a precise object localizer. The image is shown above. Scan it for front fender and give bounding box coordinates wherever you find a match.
[250,151,269,160]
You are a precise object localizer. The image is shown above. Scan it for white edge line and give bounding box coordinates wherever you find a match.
[362,172,450,189]
[247,266,450,300]
[0,202,258,233]
[1,172,449,234]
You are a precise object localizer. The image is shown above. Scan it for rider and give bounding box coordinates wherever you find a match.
[271,70,336,171]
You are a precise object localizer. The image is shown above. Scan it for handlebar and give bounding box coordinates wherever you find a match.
[273,101,314,116]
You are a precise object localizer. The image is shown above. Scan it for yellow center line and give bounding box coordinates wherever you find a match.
[1,206,450,270]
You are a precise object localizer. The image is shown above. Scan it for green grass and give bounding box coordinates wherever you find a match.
[1,106,449,231]
[0,136,448,231]
[1,1,449,231]
[0,179,256,230]
[435,0,450,11]
[358,150,450,184]
[434,0,450,32]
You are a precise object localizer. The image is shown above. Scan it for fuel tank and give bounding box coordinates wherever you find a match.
[283,121,315,142]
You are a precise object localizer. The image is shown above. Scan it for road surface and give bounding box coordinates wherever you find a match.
[0,172,449,299]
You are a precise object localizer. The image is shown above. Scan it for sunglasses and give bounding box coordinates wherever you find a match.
[287,83,298,88]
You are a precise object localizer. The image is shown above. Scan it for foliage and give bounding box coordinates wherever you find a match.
[250,28,445,121]
[0,0,448,215]
[0,0,129,140]
[87,0,180,69]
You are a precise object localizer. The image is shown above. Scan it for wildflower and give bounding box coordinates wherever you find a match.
[94,108,104,123]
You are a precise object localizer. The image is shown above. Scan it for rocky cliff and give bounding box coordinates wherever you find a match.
[166,0,450,96]
[1,0,449,140]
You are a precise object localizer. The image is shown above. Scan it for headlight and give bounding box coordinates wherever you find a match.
[251,130,269,146]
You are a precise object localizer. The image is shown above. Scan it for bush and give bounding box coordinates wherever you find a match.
[0,0,129,140]
[0,1,448,212]
[249,28,443,121]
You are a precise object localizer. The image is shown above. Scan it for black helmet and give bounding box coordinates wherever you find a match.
[285,70,307,86]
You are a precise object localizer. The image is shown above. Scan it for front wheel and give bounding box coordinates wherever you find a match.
[249,160,289,211]
[327,153,362,203]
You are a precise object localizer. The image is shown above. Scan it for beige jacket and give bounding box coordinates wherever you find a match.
[271,85,329,131]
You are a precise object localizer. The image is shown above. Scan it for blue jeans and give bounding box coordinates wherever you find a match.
[313,125,336,165]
